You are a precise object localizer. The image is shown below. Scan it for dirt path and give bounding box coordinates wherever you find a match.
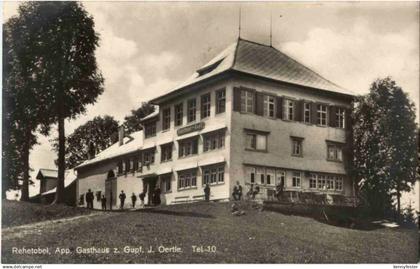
[2,211,109,241]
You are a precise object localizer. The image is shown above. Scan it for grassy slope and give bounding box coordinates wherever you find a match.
[2,201,418,263]
[2,200,93,228]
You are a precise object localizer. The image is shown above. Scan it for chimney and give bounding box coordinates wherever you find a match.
[118,125,125,146]
[87,142,95,160]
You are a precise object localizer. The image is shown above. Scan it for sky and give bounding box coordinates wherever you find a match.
[2,1,419,207]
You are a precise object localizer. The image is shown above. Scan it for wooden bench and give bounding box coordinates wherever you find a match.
[172,195,190,204]
[192,194,205,201]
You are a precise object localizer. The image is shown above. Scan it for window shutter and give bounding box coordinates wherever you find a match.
[256,92,264,116]
[311,102,318,124]
[276,96,283,119]
[329,106,336,127]
[233,87,242,112]
[345,108,351,130]
[296,100,304,122]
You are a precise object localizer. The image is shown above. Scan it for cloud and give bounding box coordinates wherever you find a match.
[281,19,419,114]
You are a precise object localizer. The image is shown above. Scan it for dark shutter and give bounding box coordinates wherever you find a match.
[329,106,336,127]
[233,87,242,112]
[296,100,304,122]
[276,96,283,119]
[345,108,351,130]
[256,92,264,116]
[311,102,318,124]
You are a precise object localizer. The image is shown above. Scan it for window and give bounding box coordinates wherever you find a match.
[178,137,198,158]
[162,107,171,130]
[203,130,225,152]
[160,143,173,162]
[336,108,345,128]
[284,99,295,121]
[247,167,256,184]
[335,177,343,191]
[317,104,328,126]
[129,158,134,172]
[96,191,102,201]
[201,93,211,119]
[309,174,317,189]
[122,160,126,173]
[203,165,225,185]
[117,161,123,174]
[304,102,311,123]
[216,89,226,114]
[263,95,276,118]
[143,150,155,165]
[144,122,156,138]
[266,169,275,185]
[175,103,183,127]
[327,143,343,162]
[318,175,326,190]
[161,174,172,193]
[178,169,197,190]
[240,89,255,113]
[276,170,285,186]
[291,137,303,157]
[257,167,265,184]
[292,172,301,188]
[327,176,334,190]
[187,99,196,123]
[246,132,267,151]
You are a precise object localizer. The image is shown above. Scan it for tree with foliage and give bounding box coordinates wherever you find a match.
[53,116,119,169]
[123,102,155,134]
[11,2,104,204]
[2,17,47,200]
[353,77,417,219]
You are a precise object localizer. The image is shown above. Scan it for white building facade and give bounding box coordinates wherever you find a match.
[75,39,355,208]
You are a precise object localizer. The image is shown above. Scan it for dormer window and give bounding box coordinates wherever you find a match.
[196,58,224,77]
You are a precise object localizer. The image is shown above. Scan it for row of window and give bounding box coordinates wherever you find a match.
[236,88,347,128]
[178,164,225,190]
[245,130,343,162]
[246,166,344,191]
[161,88,226,132]
[116,131,226,174]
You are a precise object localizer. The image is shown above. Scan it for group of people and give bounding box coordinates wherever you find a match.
[86,188,163,210]
[85,179,285,210]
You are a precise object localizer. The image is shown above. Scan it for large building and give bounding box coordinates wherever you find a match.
[75,38,355,209]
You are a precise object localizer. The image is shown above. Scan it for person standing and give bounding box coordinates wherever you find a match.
[101,195,107,210]
[131,193,137,208]
[86,189,94,209]
[119,190,126,209]
[139,192,145,208]
[204,184,211,201]
[232,181,243,201]
[154,187,161,205]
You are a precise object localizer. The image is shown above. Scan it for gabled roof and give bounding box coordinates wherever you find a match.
[75,130,145,169]
[41,170,77,196]
[36,169,58,180]
[150,38,353,103]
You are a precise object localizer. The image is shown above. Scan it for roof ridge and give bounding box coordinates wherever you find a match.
[231,37,242,70]
[238,38,271,48]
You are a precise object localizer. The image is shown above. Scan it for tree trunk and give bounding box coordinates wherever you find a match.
[396,184,401,223]
[54,113,66,204]
[20,143,30,201]
[20,129,31,201]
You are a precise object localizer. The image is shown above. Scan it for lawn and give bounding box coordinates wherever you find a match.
[2,200,93,228]
[1,200,418,263]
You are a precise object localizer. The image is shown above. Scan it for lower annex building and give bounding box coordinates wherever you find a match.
[75,38,355,209]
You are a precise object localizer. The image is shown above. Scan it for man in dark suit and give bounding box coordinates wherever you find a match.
[86,189,94,209]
